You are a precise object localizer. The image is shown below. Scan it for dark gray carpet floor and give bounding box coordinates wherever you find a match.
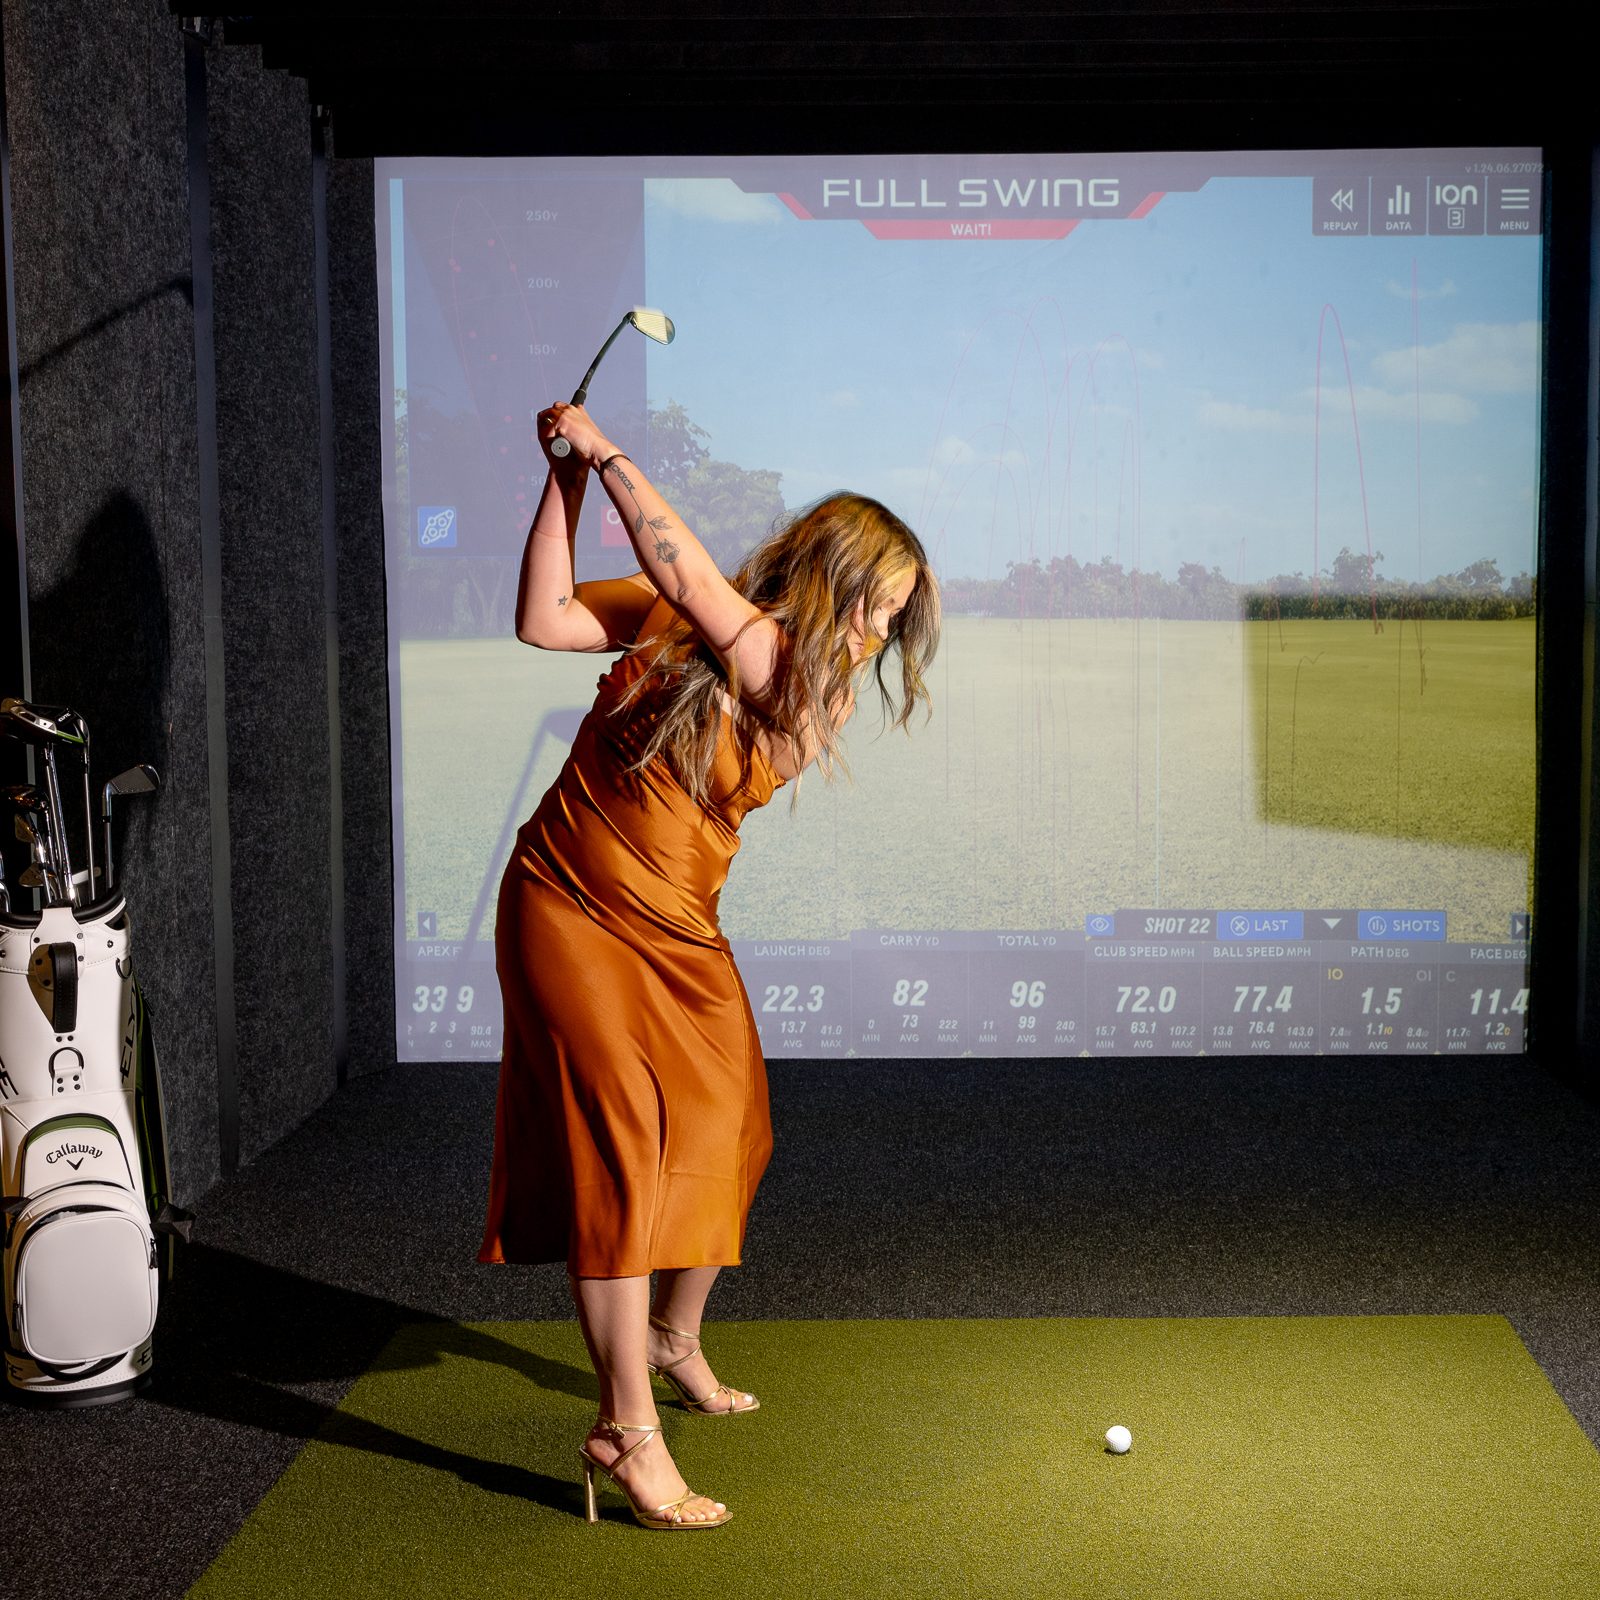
[8,1057,1600,1599]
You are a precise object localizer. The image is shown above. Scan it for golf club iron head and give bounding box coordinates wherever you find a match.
[101,763,162,893]
[105,764,161,802]
[626,307,675,346]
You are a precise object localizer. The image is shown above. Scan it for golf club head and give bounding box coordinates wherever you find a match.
[14,813,37,845]
[627,307,675,345]
[101,763,160,894]
[59,708,92,767]
[107,763,161,800]
[18,865,45,889]
[0,697,86,749]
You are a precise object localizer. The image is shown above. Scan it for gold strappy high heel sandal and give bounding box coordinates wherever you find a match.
[645,1314,761,1415]
[578,1418,733,1530]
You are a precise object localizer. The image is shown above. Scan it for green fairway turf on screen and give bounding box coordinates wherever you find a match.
[190,1316,1597,1599]
[402,617,1532,948]
[1243,618,1534,855]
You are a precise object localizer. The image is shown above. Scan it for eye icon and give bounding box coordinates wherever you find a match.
[1087,915,1113,937]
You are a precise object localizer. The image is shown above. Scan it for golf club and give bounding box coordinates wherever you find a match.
[0,698,84,907]
[101,764,161,892]
[39,744,75,906]
[8,792,65,905]
[547,307,675,458]
[56,706,94,899]
[14,817,55,899]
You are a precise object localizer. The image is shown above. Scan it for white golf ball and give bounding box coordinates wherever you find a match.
[1105,1425,1132,1454]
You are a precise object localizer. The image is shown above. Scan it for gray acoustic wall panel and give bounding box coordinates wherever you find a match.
[205,37,336,1164]
[3,0,221,1200]
[328,154,395,1077]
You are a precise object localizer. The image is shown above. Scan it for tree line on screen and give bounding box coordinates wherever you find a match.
[945,548,1536,623]
[395,393,1535,637]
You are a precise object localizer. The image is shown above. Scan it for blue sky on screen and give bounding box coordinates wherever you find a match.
[639,170,1541,585]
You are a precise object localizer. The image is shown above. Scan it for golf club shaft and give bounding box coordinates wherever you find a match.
[548,315,634,458]
[41,746,75,907]
[81,761,95,901]
[103,793,115,892]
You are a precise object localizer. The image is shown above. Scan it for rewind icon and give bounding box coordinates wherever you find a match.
[1313,177,1369,236]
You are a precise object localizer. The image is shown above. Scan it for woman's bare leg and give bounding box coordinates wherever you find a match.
[569,1272,726,1521]
[647,1265,756,1413]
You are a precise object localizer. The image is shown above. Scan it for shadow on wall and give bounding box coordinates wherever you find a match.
[27,490,172,870]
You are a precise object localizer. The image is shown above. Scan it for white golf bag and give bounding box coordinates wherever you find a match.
[0,893,181,1405]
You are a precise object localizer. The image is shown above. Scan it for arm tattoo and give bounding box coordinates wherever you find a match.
[608,459,682,570]
[556,594,567,607]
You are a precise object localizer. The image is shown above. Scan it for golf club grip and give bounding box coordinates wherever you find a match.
[547,382,591,459]
[547,384,592,460]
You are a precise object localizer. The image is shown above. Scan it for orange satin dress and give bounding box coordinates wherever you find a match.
[479,592,784,1277]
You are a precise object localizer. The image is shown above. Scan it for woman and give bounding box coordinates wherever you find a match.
[480,400,939,1529]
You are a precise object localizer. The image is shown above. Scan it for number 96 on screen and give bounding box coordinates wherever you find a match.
[967,947,1084,1055]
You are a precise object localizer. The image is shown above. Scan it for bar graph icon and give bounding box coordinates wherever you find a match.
[1386,184,1413,217]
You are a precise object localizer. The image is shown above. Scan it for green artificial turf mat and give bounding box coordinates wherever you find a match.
[189,1316,1599,1599]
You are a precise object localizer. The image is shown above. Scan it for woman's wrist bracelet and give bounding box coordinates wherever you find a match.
[597,451,631,476]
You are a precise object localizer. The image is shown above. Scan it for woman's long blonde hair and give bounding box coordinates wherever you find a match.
[611,492,940,806]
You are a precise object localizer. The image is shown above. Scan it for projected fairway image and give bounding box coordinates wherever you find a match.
[380,149,1542,1058]
[401,615,1532,945]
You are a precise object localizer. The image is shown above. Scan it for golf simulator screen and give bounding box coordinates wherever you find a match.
[376,149,1542,1062]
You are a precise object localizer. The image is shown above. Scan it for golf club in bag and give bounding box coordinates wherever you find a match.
[0,696,187,1405]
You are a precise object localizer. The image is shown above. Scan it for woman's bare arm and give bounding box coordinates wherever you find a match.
[542,403,783,701]
[514,450,661,652]
[514,462,594,647]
